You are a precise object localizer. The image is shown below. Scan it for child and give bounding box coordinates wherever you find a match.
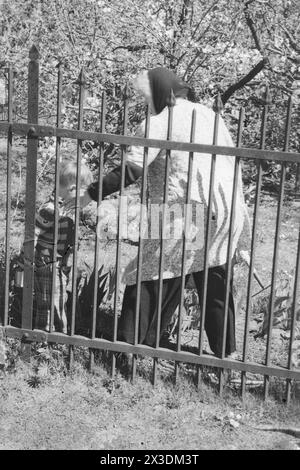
[18,159,93,333]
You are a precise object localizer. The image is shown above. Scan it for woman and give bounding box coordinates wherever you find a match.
[86,67,250,357]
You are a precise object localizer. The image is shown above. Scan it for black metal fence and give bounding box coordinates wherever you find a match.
[1,46,300,402]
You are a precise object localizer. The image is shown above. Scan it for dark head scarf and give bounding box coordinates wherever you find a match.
[147,67,193,115]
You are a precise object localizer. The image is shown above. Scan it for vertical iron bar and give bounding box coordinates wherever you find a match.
[89,92,106,372]
[295,163,300,196]
[240,170,264,397]
[4,66,13,327]
[263,164,285,398]
[219,107,245,396]
[111,89,128,379]
[49,63,62,333]
[197,94,222,388]
[277,97,295,403]
[286,222,300,403]
[241,86,269,397]
[69,68,85,368]
[264,96,292,399]
[131,105,150,383]
[153,96,174,387]
[175,109,196,384]
[22,45,39,360]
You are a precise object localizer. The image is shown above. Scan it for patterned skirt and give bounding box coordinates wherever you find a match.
[34,255,70,333]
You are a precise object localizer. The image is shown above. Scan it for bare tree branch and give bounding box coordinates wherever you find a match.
[182,49,203,80]
[191,0,219,40]
[280,25,300,53]
[112,45,150,53]
[170,1,193,69]
[221,58,267,105]
[185,58,209,82]
[178,0,193,30]
[211,1,269,105]
[244,0,263,53]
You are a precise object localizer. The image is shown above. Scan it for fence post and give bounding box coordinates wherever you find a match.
[295,162,300,198]
[21,45,39,360]
[4,65,13,328]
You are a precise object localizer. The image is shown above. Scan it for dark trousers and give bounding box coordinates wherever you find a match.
[118,264,236,357]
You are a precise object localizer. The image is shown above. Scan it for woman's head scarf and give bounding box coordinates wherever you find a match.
[147,67,193,114]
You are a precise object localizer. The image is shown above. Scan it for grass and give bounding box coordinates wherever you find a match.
[1,340,300,450]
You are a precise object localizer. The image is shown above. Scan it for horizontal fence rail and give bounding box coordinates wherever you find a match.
[1,47,300,404]
[1,121,300,164]
[2,326,300,381]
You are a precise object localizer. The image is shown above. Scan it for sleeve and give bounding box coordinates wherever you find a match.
[87,113,168,201]
[87,161,144,201]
